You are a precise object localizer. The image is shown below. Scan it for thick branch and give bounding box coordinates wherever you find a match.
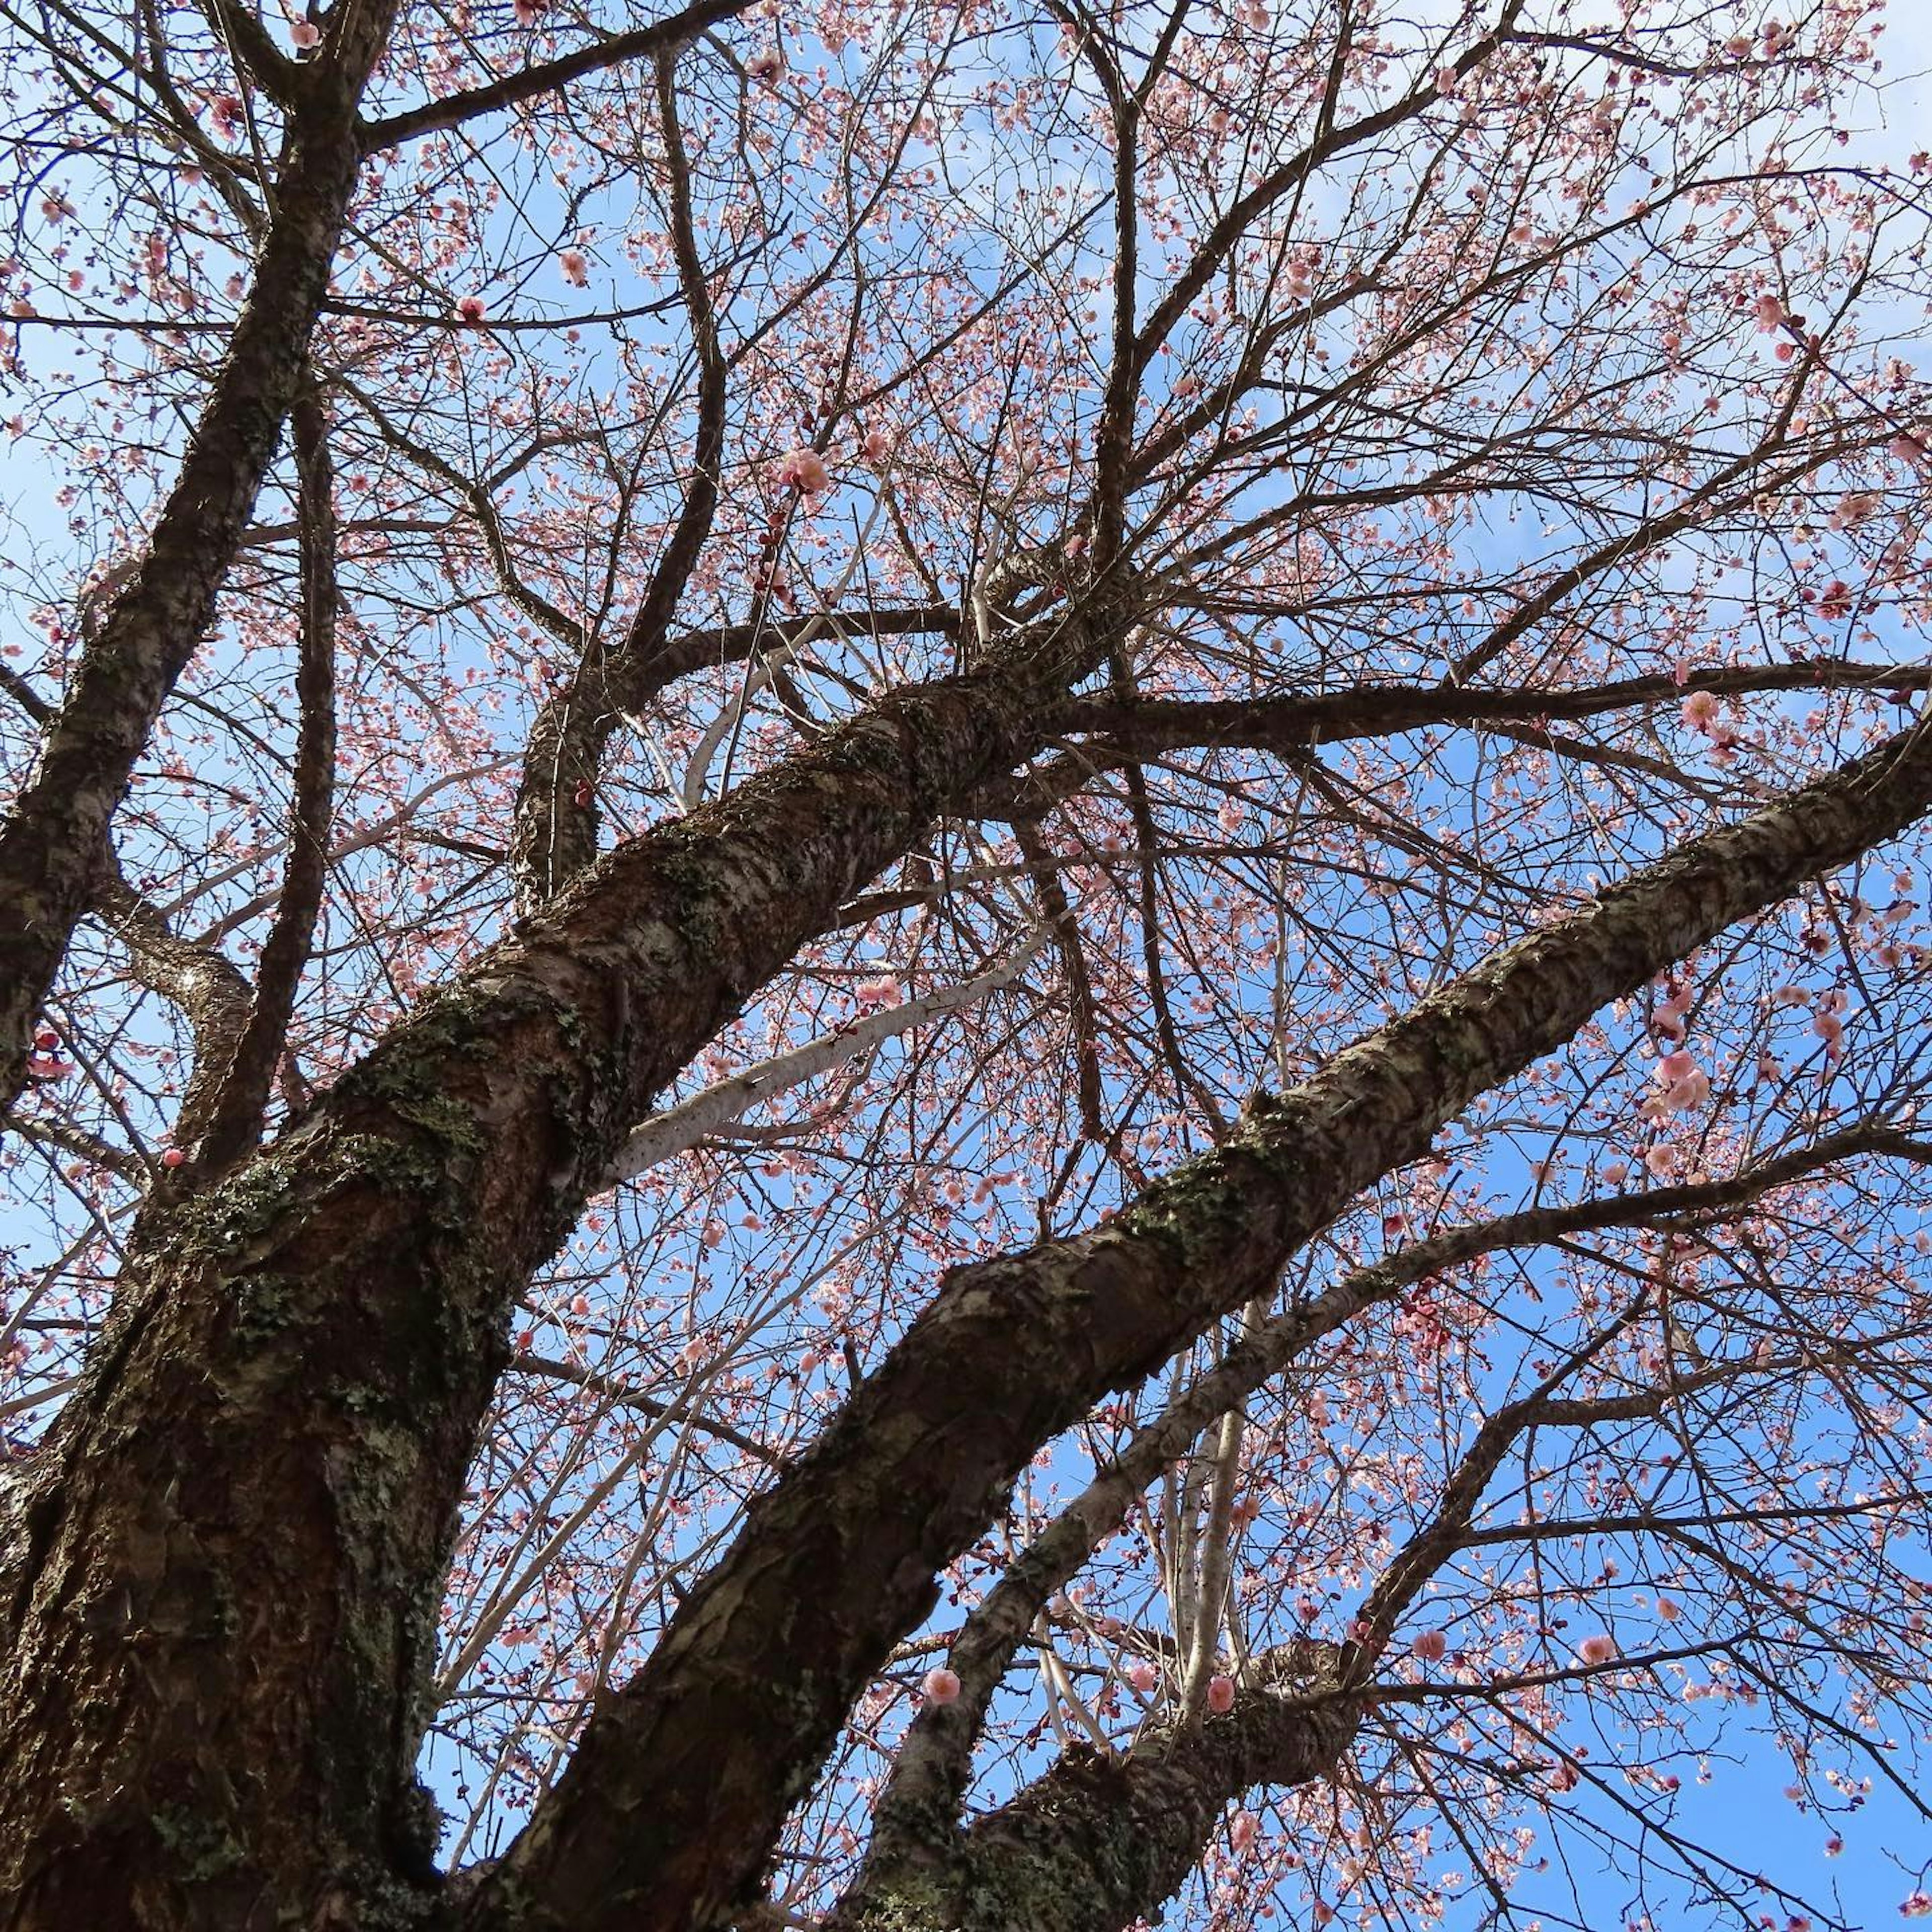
[359,0,760,149]
[838,1648,1359,1932]
[855,1124,1909,1869]
[0,592,1123,1924]
[192,373,339,1173]
[511,49,728,911]
[0,0,397,1120]
[461,718,1932,1932]
[1007,659,1932,806]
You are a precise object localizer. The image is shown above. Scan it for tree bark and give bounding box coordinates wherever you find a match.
[455,718,1932,1932]
[0,604,1117,1927]
[836,1648,1358,1932]
[0,6,397,1121]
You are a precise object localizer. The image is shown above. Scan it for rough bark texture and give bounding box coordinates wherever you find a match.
[455,719,1932,1932]
[4,513,1927,1925]
[840,1648,1357,1932]
[851,1127,1911,1876]
[0,606,1113,1928]
[0,8,396,1120]
[510,603,957,911]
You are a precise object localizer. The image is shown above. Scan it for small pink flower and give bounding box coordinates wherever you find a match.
[455,294,486,323]
[860,427,890,462]
[513,0,546,23]
[1657,1049,1696,1081]
[773,447,829,494]
[289,17,320,46]
[1126,1659,1159,1694]
[1679,690,1719,732]
[1889,432,1927,468]
[746,47,784,82]
[1656,1596,1680,1622]
[1230,1810,1258,1852]
[854,973,900,1010]
[1577,1634,1617,1666]
[162,1148,187,1168]
[559,249,588,287]
[1411,1630,1448,1662]
[922,1666,961,1704]
[1206,1673,1236,1713]
[1752,292,1785,332]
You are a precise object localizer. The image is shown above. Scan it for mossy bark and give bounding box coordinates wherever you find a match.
[460,717,1932,1932]
[837,1660,1358,1932]
[0,610,1112,1927]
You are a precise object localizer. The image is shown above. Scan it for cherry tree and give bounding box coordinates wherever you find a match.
[4,0,1932,1927]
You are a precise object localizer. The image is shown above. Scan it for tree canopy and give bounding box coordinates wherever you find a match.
[4,1,1932,1927]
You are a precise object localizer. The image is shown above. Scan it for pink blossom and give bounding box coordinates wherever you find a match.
[1411,1629,1448,1662]
[861,427,890,462]
[1577,1633,1617,1666]
[1680,689,1720,732]
[290,17,320,47]
[1229,1810,1258,1852]
[1126,1659,1159,1694]
[1752,292,1785,332]
[1889,432,1927,469]
[854,973,900,1009]
[922,1666,961,1704]
[1206,1673,1236,1713]
[455,295,486,323]
[746,47,784,82]
[162,1148,187,1169]
[513,0,546,22]
[1656,1596,1680,1622]
[559,249,588,287]
[773,447,830,494]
